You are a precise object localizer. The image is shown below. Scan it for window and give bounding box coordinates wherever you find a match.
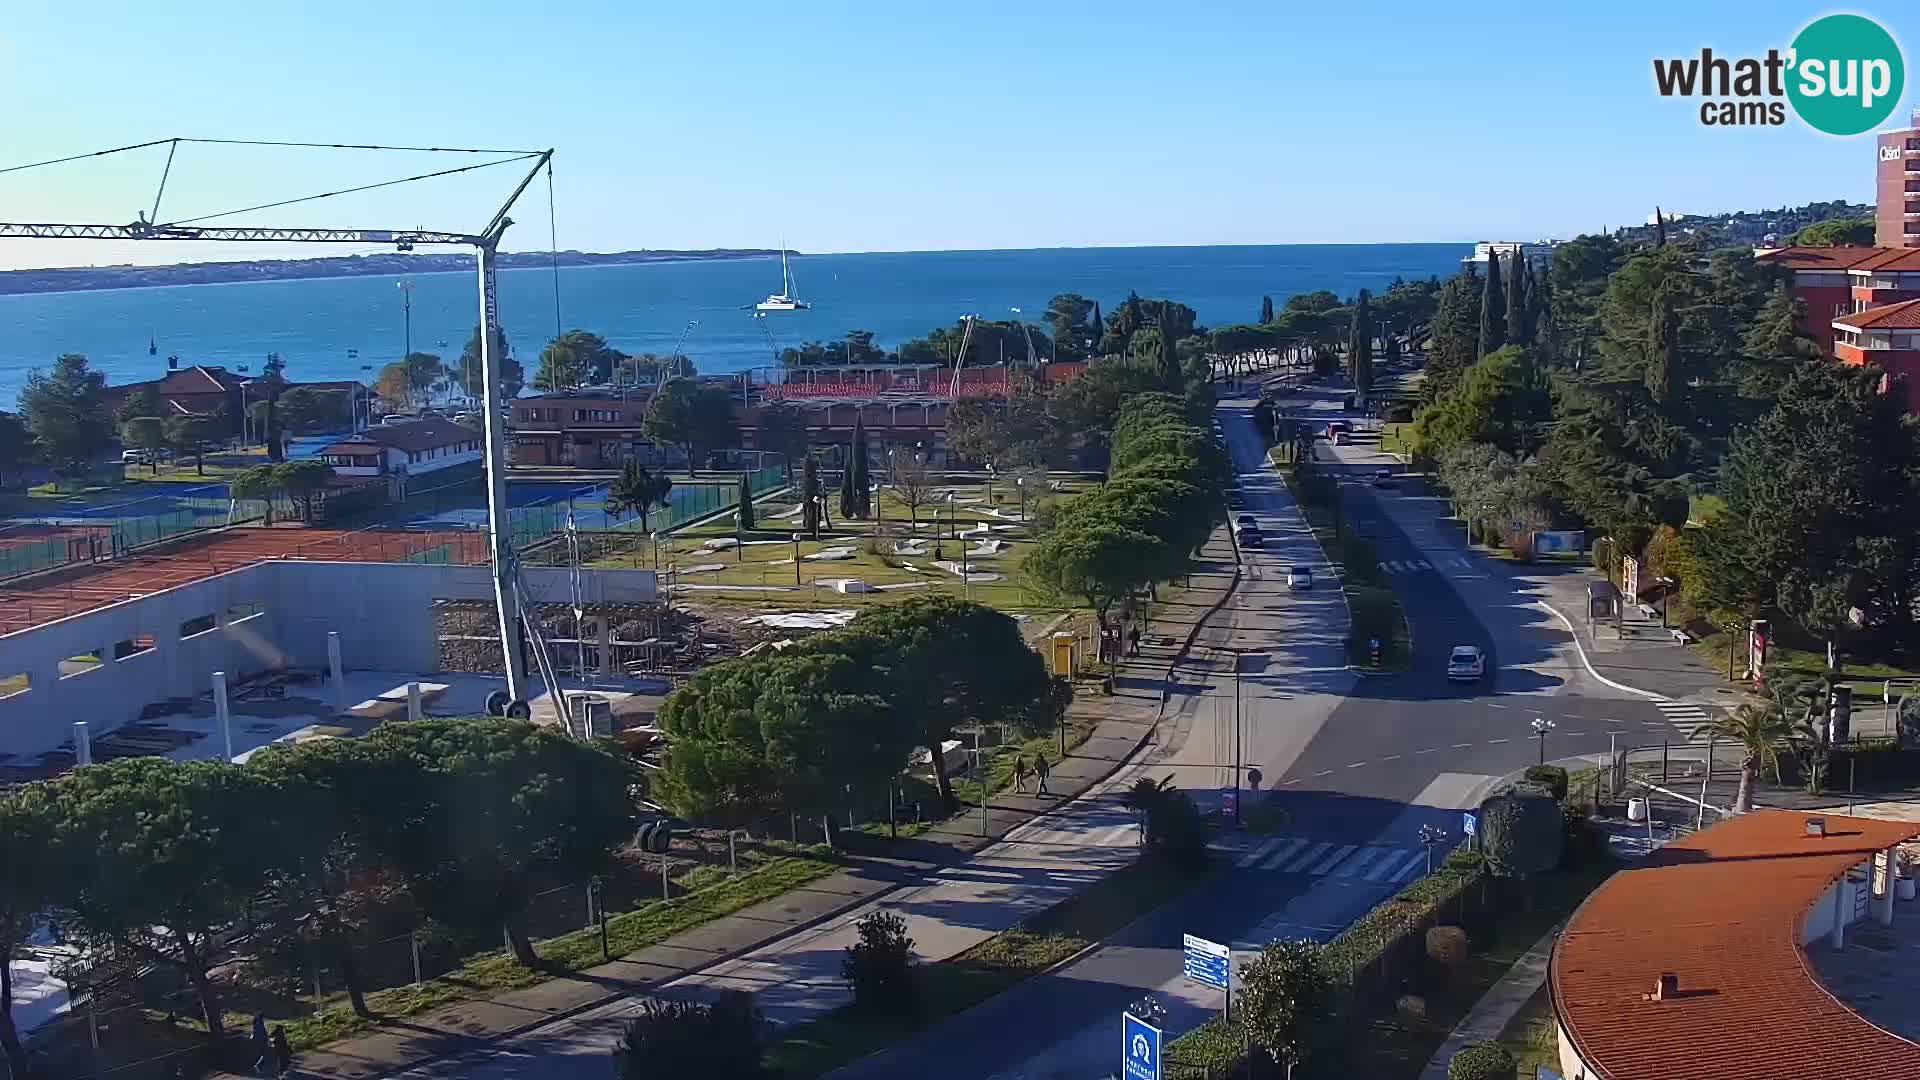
[227,601,265,622]
[179,613,217,638]
[113,634,156,661]
[60,651,103,679]
[0,671,26,700]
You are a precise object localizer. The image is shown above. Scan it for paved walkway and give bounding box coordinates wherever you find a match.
[1418,922,1562,1080]
[242,543,1241,1080]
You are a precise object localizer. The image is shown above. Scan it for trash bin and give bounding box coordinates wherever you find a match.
[1627,797,1649,822]
[569,694,613,739]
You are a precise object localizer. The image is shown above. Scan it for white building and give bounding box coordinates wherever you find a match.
[318,417,482,478]
[1462,240,1559,270]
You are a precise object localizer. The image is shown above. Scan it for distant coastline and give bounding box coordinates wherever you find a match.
[0,248,790,297]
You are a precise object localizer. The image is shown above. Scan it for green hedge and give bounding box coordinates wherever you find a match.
[1448,1040,1517,1080]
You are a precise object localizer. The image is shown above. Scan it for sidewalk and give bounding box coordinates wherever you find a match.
[1416,922,1561,1080]
[252,540,1242,1080]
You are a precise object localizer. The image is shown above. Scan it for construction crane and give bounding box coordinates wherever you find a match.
[0,138,556,707]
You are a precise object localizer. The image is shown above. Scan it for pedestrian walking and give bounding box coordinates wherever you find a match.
[1035,753,1052,795]
[1128,626,1141,657]
[250,1014,271,1077]
[1011,755,1029,793]
[271,1025,292,1078]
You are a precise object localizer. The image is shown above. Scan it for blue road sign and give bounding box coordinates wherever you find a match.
[1182,933,1230,992]
[1123,1012,1161,1080]
[1462,811,1478,838]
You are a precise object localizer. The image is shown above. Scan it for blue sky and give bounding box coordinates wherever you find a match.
[0,2,1912,267]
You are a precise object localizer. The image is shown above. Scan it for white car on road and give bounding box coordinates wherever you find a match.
[1286,566,1312,590]
[1447,645,1486,681]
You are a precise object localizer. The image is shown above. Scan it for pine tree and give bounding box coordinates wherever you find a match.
[737,472,756,531]
[1260,295,1275,324]
[1478,253,1507,359]
[1646,281,1679,407]
[1505,250,1530,348]
[850,417,871,517]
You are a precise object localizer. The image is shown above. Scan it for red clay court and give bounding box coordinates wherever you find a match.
[0,527,489,636]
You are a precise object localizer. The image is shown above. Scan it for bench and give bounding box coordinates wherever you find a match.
[1670,627,1694,644]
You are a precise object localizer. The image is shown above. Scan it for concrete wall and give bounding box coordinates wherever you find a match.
[0,559,655,757]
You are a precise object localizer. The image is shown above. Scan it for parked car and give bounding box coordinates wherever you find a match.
[1236,514,1258,528]
[1447,645,1486,681]
[1236,526,1264,549]
[1286,566,1312,590]
[121,449,154,465]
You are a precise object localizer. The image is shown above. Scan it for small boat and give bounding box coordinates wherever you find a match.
[755,247,809,311]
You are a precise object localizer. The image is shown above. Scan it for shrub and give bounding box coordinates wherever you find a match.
[843,909,916,1013]
[1523,764,1569,802]
[1384,402,1415,423]
[1561,803,1605,868]
[1479,786,1563,879]
[615,991,765,1078]
[1448,1040,1516,1080]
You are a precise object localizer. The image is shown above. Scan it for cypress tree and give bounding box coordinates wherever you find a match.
[849,417,871,517]
[839,452,857,520]
[1089,300,1104,356]
[1478,252,1507,359]
[1531,266,1555,361]
[1351,289,1374,398]
[1654,206,1667,248]
[1260,295,1275,323]
[1158,301,1182,391]
[1646,281,1678,407]
[1506,250,1529,348]
[802,454,821,538]
[737,472,756,531]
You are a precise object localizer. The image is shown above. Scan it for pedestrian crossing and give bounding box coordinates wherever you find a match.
[1225,835,1431,883]
[1377,554,1485,578]
[1653,698,1714,740]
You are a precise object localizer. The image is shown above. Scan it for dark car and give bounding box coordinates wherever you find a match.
[1236,526,1264,549]
[1236,514,1258,528]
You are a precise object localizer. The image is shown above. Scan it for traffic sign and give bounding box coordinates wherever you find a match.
[1462,812,1478,838]
[1182,933,1230,991]
[1123,1012,1161,1080]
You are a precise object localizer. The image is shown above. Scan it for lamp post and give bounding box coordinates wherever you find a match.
[791,531,803,586]
[671,319,700,377]
[398,279,415,403]
[1531,717,1557,766]
[1418,824,1448,873]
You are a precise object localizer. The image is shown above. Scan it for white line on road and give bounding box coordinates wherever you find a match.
[1396,854,1428,881]
[1282,841,1334,873]
[1487,703,1507,709]
[1259,838,1312,871]
[1346,761,1368,769]
[1381,754,1402,760]
[1452,742,1474,749]
[1416,747,1441,754]
[1309,843,1359,875]
[1488,738,1511,744]
[1314,769,1334,777]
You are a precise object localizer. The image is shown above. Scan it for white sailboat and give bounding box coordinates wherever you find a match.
[756,247,809,311]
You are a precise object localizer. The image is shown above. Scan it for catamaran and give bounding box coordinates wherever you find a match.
[755,247,809,311]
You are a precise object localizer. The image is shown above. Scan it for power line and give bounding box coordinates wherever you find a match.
[158,153,542,228]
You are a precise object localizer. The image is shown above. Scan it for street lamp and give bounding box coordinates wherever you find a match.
[791,531,803,586]
[671,319,700,377]
[1418,824,1449,873]
[1531,717,1557,765]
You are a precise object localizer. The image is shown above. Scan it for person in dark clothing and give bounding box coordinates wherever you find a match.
[1011,754,1030,793]
[1128,626,1141,657]
[1034,753,1052,795]
[271,1026,292,1078]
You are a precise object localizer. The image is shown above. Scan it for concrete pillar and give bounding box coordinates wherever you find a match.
[212,670,232,762]
[1878,848,1898,927]
[597,617,613,677]
[73,721,92,766]
[327,631,345,711]
[1832,881,1848,950]
[406,681,423,723]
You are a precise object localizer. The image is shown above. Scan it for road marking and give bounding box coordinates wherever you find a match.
[1234,836,1283,869]
[1346,761,1368,769]
[1338,846,1386,879]
[1314,769,1334,777]
[1284,777,1304,785]
[1366,848,1416,881]
[1258,838,1312,871]
[1452,742,1474,749]
[1282,840,1334,872]
[1416,747,1441,754]
[1487,703,1507,709]
[1381,754,1403,761]
[1309,843,1359,875]
[1396,854,1429,881]
[1488,738,1511,744]
[1563,730,1586,736]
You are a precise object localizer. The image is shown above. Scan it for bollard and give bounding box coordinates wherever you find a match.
[73,721,92,766]
[729,831,738,875]
[411,933,423,986]
[407,681,423,722]
[212,671,232,761]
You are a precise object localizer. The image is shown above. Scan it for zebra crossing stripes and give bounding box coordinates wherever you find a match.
[1653,698,1714,738]
[1378,558,1433,575]
[1375,554,1485,577]
[1230,835,1429,883]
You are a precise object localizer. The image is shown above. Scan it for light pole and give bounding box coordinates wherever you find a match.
[1418,824,1448,873]
[791,531,803,586]
[1211,647,1263,829]
[398,279,415,400]
[671,319,700,377]
[1531,717,1556,766]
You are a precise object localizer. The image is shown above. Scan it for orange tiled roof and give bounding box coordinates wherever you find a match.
[1552,810,1920,1080]
[1837,298,1920,331]
[1761,246,1920,273]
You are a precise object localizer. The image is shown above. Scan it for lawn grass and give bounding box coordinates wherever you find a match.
[762,853,1215,1079]
[1687,492,1727,525]
[1380,422,1412,459]
[1692,630,1920,695]
[1493,984,1561,1078]
[267,852,839,1051]
[949,713,1100,806]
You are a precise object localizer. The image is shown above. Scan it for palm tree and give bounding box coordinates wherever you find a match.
[1693,701,1790,812]
[1125,776,1174,844]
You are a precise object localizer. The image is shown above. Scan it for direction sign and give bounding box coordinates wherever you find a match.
[1462,811,1478,838]
[1123,1012,1161,1080]
[1182,933,1231,991]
